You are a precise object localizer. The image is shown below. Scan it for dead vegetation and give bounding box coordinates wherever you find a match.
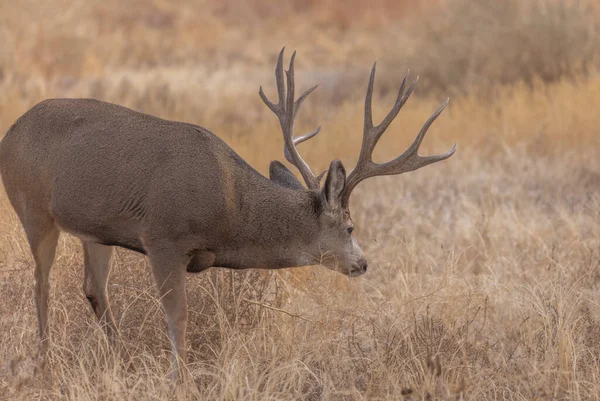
[1,0,600,399]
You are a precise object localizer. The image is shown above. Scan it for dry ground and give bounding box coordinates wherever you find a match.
[1,0,600,399]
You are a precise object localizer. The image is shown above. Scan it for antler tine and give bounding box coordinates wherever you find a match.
[377,73,416,138]
[294,84,318,119]
[342,66,456,208]
[293,126,321,146]
[285,51,296,116]
[276,48,286,107]
[403,98,449,157]
[375,99,456,175]
[259,48,322,190]
[364,61,377,129]
[258,48,285,113]
[360,68,417,164]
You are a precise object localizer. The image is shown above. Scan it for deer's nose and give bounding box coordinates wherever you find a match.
[358,258,368,274]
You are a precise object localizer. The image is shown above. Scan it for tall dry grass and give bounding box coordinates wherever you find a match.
[1,0,600,399]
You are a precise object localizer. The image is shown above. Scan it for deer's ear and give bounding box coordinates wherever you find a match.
[269,161,304,190]
[323,160,346,208]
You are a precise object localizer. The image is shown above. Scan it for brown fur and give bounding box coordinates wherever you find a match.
[0,97,365,377]
[0,49,454,379]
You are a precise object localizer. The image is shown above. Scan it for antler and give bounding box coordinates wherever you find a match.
[259,48,323,190]
[341,62,457,208]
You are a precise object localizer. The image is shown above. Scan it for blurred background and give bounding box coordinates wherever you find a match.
[1,1,600,399]
[1,0,599,163]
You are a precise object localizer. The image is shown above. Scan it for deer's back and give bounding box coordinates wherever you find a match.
[0,98,253,248]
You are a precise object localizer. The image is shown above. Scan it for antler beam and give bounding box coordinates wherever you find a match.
[259,48,322,190]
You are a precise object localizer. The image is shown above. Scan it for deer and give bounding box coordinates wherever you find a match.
[0,48,455,378]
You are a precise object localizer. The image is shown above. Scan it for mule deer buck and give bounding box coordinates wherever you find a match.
[0,48,455,376]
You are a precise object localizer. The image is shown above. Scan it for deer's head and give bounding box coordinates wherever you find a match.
[261,48,456,277]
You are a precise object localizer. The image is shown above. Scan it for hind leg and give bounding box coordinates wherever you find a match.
[82,241,118,339]
[24,217,59,346]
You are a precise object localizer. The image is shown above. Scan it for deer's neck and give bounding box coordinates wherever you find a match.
[214,181,321,269]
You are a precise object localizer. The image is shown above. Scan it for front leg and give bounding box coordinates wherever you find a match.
[147,245,189,380]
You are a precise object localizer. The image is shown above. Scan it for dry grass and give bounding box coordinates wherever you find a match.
[1,0,600,399]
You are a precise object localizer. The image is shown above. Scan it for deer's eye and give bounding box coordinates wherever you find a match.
[347,227,354,235]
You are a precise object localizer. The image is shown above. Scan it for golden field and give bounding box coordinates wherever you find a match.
[1,0,600,399]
